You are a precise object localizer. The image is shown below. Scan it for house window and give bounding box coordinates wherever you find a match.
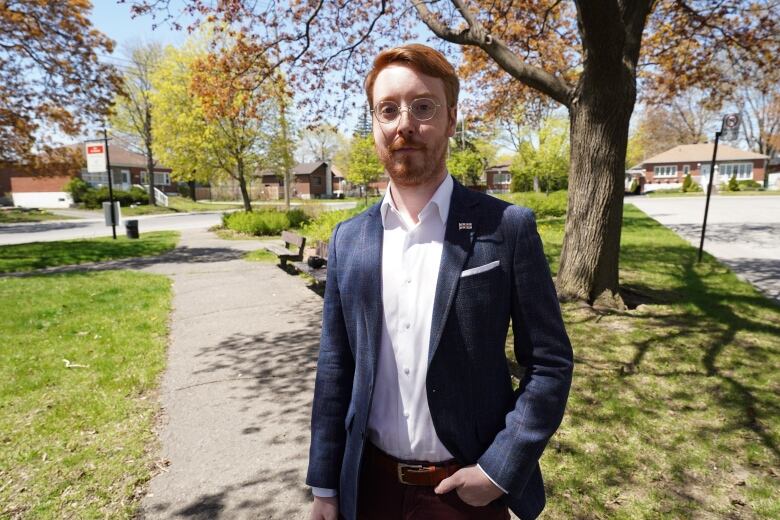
[83,170,107,187]
[313,176,322,186]
[140,172,171,185]
[683,165,690,176]
[719,163,753,180]
[494,173,511,184]
[154,172,171,185]
[653,165,677,178]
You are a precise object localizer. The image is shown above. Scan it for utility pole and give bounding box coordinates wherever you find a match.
[104,126,117,239]
[698,114,740,262]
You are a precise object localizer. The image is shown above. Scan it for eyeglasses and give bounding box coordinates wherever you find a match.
[371,98,441,124]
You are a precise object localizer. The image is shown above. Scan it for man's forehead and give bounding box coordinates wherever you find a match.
[372,63,446,100]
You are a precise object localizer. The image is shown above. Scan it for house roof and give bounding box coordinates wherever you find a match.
[641,144,768,165]
[293,162,326,175]
[330,165,345,179]
[485,164,511,172]
[67,142,170,170]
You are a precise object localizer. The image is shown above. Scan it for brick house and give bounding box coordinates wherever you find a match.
[630,144,769,192]
[259,162,347,199]
[1,144,178,208]
[484,164,512,193]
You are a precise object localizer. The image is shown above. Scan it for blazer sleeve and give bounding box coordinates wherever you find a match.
[306,222,355,489]
[477,207,573,497]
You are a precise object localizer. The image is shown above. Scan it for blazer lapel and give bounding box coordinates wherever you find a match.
[428,181,478,365]
[361,204,384,378]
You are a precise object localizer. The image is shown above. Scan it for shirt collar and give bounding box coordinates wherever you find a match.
[380,174,453,229]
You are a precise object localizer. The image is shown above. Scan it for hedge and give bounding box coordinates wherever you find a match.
[222,209,310,236]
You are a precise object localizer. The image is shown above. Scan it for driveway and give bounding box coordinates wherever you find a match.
[627,195,780,302]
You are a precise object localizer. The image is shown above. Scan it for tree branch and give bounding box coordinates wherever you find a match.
[412,0,573,107]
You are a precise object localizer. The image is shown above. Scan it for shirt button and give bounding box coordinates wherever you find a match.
[404,367,410,375]
[406,278,412,284]
[403,411,410,419]
[405,323,411,330]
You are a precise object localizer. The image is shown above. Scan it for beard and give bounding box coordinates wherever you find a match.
[377,135,448,188]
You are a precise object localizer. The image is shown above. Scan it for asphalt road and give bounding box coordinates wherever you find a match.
[0,211,225,245]
[627,195,780,302]
[0,201,358,246]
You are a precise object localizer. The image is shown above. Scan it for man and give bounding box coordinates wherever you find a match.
[307,44,573,520]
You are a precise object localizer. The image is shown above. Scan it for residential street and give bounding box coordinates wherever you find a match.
[0,211,225,245]
[0,202,359,246]
[627,195,780,302]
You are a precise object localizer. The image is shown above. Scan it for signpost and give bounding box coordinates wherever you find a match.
[698,113,741,262]
[85,128,117,239]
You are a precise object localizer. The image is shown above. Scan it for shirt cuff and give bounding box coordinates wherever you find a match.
[312,487,338,498]
[477,464,508,494]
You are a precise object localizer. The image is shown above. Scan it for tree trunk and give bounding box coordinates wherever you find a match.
[145,112,156,206]
[555,68,636,309]
[236,161,252,212]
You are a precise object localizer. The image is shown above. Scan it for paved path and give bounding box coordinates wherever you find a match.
[628,195,780,302]
[132,229,321,519]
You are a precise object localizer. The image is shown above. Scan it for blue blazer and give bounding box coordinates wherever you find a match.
[306,179,573,519]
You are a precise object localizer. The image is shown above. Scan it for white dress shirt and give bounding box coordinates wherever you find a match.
[312,174,505,497]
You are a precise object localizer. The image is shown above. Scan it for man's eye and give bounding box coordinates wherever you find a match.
[415,102,432,111]
[380,105,398,115]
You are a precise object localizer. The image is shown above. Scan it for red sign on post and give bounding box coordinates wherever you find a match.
[85,142,107,173]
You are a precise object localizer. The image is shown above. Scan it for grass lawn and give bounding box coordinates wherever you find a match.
[0,270,171,518]
[121,197,243,216]
[0,231,179,274]
[524,205,779,518]
[0,209,73,223]
[243,248,277,262]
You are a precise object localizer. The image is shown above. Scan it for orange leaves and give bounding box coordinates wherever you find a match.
[1,0,120,166]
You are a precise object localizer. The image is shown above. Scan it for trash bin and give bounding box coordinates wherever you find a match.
[125,219,139,239]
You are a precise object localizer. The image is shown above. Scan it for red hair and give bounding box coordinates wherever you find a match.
[365,44,460,109]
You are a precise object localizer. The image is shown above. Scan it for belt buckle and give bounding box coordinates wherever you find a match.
[397,463,432,485]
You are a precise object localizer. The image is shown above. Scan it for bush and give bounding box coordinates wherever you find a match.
[302,207,364,244]
[83,187,137,209]
[129,186,150,204]
[64,177,90,203]
[737,179,762,191]
[222,209,311,236]
[681,174,702,192]
[628,179,640,194]
[499,191,568,219]
[510,172,568,193]
[726,175,740,192]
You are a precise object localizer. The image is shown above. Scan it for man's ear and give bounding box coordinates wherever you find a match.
[447,106,458,138]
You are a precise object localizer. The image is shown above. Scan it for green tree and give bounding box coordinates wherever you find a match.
[510,117,569,193]
[110,42,164,205]
[447,147,485,186]
[346,135,383,206]
[267,84,296,209]
[151,37,277,211]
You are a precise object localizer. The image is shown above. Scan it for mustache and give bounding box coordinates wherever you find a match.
[389,138,425,152]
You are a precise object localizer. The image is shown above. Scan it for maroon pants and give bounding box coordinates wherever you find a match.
[356,446,510,520]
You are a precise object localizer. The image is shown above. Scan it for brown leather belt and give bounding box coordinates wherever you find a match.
[365,442,462,486]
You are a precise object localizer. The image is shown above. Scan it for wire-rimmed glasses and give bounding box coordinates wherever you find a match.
[371,98,441,124]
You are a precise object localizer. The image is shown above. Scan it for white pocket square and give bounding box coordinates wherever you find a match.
[460,260,500,278]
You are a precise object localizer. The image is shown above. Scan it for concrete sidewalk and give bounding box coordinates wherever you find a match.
[137,229,322,519]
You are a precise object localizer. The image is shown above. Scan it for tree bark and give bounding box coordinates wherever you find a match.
[236,158,252,212]
[145,109,156,206]
[555,64,636,308]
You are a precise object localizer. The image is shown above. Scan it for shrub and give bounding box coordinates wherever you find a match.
[64,177,90,203]
[83,187,136,209]
[737,179,762,191]
[223,209,311,236]
[628,178,639,194]
[726,175,740,192]
[302,207,364,244]
[499,191,568,219]
[681,174,702,192]
[129,186,150,204]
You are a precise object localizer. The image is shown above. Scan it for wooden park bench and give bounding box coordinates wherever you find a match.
[265,231,306,268]
[291,241,328,286]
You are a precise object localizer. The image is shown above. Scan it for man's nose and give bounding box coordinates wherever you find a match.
[395,109,415,137]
